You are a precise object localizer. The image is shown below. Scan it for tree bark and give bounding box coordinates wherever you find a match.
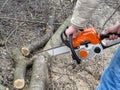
[29,16,71,90]
[29,54,48,90]
[11,47,32,89]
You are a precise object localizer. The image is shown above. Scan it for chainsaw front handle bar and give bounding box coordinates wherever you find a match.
[61,27,81,64]
[61,27,70,47]
[69,34,81,64]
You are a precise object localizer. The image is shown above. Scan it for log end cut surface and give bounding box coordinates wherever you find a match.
[21,47,30,56]
[14,79,25,89]
[6,88,9,90]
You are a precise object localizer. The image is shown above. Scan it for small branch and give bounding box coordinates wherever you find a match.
[5,22,24,58]
[0,39,5,46]
[0,17,45,24]
[5,22,23,43]
[0,0,9,12]
[0,16,61,25]
[102,4,120,30]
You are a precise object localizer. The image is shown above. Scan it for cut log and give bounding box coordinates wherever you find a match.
[21,31,53,56]
[29,16,71,90]
[11,47,32,89]
[21,7,56,57]
[29,55,48,90]
[0,84,9,90]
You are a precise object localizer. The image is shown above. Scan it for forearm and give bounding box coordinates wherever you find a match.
[71,0,99,28]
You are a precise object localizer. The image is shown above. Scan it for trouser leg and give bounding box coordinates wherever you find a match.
[96,46,120,90]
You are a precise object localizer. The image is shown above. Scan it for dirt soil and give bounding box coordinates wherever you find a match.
[0,0,120,90]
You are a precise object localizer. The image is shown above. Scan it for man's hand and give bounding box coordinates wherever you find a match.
[65,25,79,38]
[102,24,120,40]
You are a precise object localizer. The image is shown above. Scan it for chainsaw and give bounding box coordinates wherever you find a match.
[45,27,120,64]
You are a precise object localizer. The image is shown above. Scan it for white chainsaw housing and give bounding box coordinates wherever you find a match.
[75,44,103,60]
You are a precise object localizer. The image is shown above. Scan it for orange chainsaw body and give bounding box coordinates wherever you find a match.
[60,26,120,63]
[72,28,101,47]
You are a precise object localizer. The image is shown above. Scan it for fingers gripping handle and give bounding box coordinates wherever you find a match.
[100,33,120,49]
[61,27,81,64]
[100,33,120,40]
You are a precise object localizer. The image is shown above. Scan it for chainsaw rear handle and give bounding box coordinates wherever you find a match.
[100,33,120,40]
[100,33,120,49]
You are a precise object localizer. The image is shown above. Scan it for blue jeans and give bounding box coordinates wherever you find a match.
[96,46,120,90]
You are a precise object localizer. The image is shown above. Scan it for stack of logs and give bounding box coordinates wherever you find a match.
[0,13,71,89]
[13,16,71,90]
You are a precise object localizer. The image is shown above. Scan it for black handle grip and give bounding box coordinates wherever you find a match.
[100,33,120,40]
[100,33,120,49]
[69,34,81,64]
[60,27,70,47]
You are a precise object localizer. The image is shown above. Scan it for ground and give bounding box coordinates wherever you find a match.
[0,0,120,90]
